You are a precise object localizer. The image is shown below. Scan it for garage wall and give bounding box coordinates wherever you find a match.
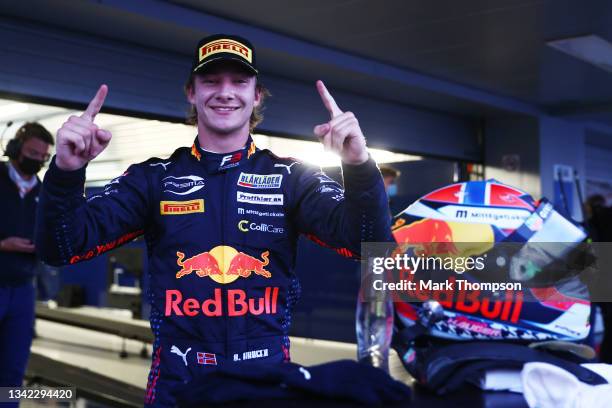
[483,116,592,222]
[585,144,612,182]
[484,117,541,198]
[539,116,586,221]
[0,17,479,161]
[585,130,612,183]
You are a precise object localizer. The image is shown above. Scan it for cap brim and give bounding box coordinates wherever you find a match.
[193,55,258,75]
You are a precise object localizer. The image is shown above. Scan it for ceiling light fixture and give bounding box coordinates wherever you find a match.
[0,102,29,119]
[547,34,612,73]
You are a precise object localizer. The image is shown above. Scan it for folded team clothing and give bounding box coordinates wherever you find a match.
[582,363,612,383]
[522,362,612,408]
[410,342,606,395]
[476,362,612,393]
[174,360,412,406]
[476,369,523,393]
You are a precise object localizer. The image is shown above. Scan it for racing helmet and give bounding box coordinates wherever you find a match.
[392,179,591,345]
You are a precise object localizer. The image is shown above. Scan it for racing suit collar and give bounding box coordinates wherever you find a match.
[190,136,257,174]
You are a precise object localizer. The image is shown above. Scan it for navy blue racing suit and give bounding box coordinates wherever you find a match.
[35,136,392,406]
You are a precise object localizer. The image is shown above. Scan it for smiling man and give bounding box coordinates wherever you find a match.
[185,43,264,149]
[35,34,392,407]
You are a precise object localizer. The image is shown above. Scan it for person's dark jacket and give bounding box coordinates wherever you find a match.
[0,162,40,285]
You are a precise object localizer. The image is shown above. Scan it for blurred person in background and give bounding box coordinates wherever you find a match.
[0,122,53,390]
[380,164,401,215]
[586,194,612,362]
[587,194,611,242]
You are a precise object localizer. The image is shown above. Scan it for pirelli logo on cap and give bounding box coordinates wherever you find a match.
[199,39,252,63]
[160,199,205,215]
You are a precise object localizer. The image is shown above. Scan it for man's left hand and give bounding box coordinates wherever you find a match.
[314,81,369,165]
[0,237,35,253]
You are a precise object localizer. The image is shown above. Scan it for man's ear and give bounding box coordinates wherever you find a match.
[186,83,196,105]
[254,85,262,108]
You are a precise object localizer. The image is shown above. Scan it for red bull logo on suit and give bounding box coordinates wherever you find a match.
[169,245,276,318]
[175,245,271,283]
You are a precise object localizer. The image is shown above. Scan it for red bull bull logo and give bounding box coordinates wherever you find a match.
[176,251,222,278]
[227,251,271,278]
[393,218,458,257]
[175,245,271,284]
[392,217,494,258]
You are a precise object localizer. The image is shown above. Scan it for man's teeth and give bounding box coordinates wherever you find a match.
[213,107,238,111]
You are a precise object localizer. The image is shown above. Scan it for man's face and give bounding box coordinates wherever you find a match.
[16,137,51,175]
[20,137,51,163]
[187,62,261,136]
[383,175,396,190]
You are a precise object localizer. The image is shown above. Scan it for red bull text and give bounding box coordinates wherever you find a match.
[165,287,279,317]
[397,272,523,323]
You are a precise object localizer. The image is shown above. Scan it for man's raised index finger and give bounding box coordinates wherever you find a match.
[82,84,108,121]
[316,80,342,118]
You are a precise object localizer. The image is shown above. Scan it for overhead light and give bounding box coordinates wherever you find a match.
[0,102,29,119]
[547,34,612,73]
[251,133,420,167]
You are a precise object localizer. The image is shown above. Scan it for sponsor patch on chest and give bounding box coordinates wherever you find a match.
[237,173,282,189]
[162,175,205,195]
[160,199,205,215]
[237,191,283,206]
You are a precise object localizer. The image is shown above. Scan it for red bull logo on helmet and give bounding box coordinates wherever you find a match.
[392,217,494,258]
[175,245,271,283]
[392,218,458,257]
[396,272,524,323]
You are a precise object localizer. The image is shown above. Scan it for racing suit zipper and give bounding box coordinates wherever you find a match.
[222,172,226,245]
[222,170,229,357]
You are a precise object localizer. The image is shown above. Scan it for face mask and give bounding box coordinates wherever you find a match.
[18,156,44,175]
[387,184,398,198]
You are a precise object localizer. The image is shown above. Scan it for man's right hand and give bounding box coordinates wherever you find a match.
[56,85,113,171]
[0,237,35,253]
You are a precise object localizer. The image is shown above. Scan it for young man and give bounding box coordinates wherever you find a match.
[0,123,53,392]
[36,34,392,406]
